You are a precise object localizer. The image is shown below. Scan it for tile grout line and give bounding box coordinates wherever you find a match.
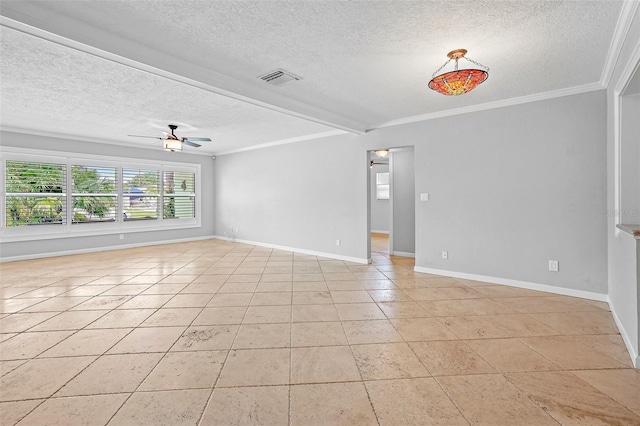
[103,249,240,426]
[190,245,250,425]
[337,261,387,426]
[288,255,294,426]
[195,245,274,426]
[382,266,473,425]
[2,285,160,423]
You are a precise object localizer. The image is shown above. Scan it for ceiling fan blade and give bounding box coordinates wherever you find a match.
[128,135,163,139]
[184,137,211,142]
[182,140,202,148]
[163,132,180,140]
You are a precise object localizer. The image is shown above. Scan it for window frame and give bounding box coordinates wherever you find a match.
[0,148,201,242]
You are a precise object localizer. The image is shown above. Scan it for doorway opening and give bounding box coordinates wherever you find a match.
[369,151,390,257]
[367,147,415,265]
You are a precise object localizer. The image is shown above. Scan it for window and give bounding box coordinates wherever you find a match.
[1,150,201,241]
[72,165,117,224]
[164,170,195,220]
[376,172,390,200]
[122,168,160,221]
[5,160,67,227]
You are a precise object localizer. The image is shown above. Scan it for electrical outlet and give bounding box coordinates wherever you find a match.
[119,234,124,240]
[441,251,448,259]
[234,227,239,233]
[420,193,429,201]
[549,260,559,272]
[336,239,341,246]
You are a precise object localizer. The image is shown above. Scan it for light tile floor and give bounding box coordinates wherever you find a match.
[1,239,638,425]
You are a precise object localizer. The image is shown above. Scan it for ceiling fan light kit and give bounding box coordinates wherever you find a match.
[164,139,183,152]
[129,124,212,152]
[428,49,489,96]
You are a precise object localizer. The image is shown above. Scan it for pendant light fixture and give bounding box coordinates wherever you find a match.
[428,49,489,96]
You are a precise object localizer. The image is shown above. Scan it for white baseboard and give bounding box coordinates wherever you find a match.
[607,297,639,369]
[0,235,215,263]
[413,266,608,302]
[212,235,369,264]
[419,265,637,368]
[392,251,415,258]
[371,230,389,234]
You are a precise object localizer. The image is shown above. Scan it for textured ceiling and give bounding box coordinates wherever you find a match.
[0,0,626,155]
[0,26,334,154]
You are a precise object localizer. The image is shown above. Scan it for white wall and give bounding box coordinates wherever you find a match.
[409,92,607,294]
[391,148,415,255]
[214,134,369,262]
[215,90,608,297]
[370,162,390,233]
[607,4,640,367]
[0,131,215,260]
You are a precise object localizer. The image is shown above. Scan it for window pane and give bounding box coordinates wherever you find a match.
[5,161,67,227]
[376,172,390,200]
[163,196,195,220]
[72,196,117,223]
[376,172,389,185]
[72,165,117,224]
[163,171,195,219]
[6,161,65,193]
[122,168,159,221]
[6,195,65,226]
[377,185,390,200]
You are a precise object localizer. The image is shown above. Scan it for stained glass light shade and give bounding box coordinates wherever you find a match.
[428,68,488,96]
[428,49,489,96]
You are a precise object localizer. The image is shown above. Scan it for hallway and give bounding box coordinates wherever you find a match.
[371,232,390,255]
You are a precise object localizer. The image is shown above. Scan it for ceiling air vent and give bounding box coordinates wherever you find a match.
[258,68,303,86]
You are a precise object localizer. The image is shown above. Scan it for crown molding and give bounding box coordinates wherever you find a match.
[370,82,605,130]
[215,130,347,156]
[600,0,640,87]
[0,127,212,157]
[207,79,607,155]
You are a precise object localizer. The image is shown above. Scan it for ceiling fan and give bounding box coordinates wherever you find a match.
[128,124,211,152]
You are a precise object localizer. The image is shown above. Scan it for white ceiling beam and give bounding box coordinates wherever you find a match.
[0,5,367,134]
